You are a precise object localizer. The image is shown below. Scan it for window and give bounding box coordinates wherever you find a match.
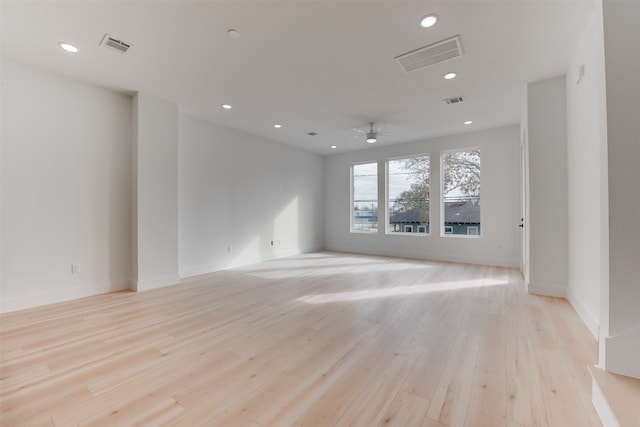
[351,162,378,232]
[442,148,481,237]
[387,155,430,234]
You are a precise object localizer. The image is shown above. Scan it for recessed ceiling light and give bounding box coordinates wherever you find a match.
[59,42,79,53]
[227,29,240,39]
[273,124,282,128]
[222,104,232,110]
[331,145,337,149]
[420,14,438,28]
[444,72,457,80]
[464,120,473,125]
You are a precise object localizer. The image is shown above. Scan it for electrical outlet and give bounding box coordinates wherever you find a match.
[71,264,80,274]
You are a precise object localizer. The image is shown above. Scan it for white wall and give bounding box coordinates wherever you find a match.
[520,94,530,284]
[565,6,607,339]
[133,93,180,290]
[526,76,569,297]
[0,58,132,312]
[324,125,521,267]
[600,0,640,378]
[178,114,324,277]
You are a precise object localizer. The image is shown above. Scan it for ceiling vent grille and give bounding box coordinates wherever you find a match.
[443,96,465,105]
[395,35,464,73]
[100,34,132,54]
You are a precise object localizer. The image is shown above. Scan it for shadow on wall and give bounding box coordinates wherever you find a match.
[214,196,310,273]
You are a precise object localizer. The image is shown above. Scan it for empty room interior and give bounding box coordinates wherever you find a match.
[1,1,638,426]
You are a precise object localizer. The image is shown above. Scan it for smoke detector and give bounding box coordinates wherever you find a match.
[100,34,133,54]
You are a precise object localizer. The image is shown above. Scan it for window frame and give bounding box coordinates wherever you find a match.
[385,153,431,236]
[440,147,482,238]
[350,161,379,234]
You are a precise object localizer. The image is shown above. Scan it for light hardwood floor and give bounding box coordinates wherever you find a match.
[0,252,601,426]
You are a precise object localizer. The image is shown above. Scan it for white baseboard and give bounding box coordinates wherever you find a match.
[134,274,181,291]
[604,327,640,379]
[0,280,131,313]
[323,245,519,268]
[180,246,321,280]
[527,282,567,298]
[567,292,600,339]
[591,374,620,427]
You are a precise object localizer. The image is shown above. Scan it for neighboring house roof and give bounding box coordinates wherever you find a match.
[389,210,423,224]
[444,201,480,223]
[389,201,480,224]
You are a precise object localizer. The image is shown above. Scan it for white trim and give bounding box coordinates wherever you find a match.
[567,291,600,339]
[134,274,181,291]
[323,245,519,268]
[442,232,482,239]
[0,280,131,313]
[527,282,567,298]
[180,245,322,280]
[604,327,640,379]
[591,374,620,427]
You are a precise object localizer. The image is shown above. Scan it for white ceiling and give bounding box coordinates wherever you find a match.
[1,1,594,154]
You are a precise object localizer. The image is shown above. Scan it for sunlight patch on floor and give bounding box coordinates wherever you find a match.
[243,261,432,280]
[297,278,507,304]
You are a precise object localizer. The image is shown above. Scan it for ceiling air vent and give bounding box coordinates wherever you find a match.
[395,35,464,73]
[443,96,465,105]
[100,34,133,54]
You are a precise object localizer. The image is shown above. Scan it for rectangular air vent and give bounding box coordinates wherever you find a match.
[395,35,464,73]
[443,96,465,105]
[100,34,132,54]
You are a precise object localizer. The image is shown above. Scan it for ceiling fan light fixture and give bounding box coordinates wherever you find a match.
[366,132,377,143]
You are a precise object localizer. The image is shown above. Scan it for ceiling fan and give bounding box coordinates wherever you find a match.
[351,121,396,144]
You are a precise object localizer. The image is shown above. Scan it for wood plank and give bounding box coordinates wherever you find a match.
[426,333,480,426]
[0,252,602,427]
[590,366,640,427]
[377,389,429,426]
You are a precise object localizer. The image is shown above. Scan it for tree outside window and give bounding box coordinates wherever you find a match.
[387,155,430,234]
[442,148,481,236]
